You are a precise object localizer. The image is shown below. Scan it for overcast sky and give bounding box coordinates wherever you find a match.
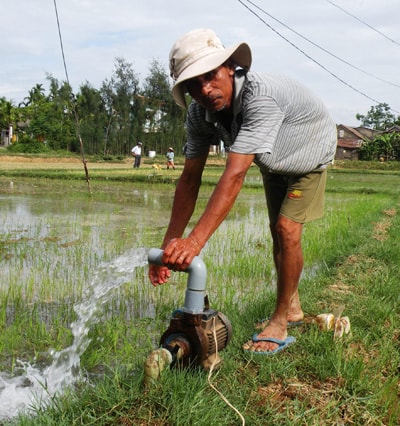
[1,0,399,126]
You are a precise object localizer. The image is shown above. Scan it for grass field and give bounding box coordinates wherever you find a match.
[0,154,399,425]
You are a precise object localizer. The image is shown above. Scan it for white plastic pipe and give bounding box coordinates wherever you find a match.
[148,248,207,314]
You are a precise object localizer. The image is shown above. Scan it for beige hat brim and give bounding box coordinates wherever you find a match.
[172,42,251,108]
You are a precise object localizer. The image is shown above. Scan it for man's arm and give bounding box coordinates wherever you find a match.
[149,153,208,286]
[161,153,208,248]
[162,152,255,270]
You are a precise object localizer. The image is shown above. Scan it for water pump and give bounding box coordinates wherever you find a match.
[144,248,232,384]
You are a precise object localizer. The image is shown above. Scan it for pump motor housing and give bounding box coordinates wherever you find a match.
[147,248,233,371]
[160,307,232,370]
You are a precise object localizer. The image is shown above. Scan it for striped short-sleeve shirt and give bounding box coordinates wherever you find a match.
[184,71,337,175]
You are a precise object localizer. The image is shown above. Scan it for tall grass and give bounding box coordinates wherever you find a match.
[1,166,399,425]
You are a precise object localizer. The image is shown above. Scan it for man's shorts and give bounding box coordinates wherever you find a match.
[262,167,328,225]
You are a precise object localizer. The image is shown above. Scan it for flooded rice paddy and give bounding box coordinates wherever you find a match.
[0,177,275,419]
[1,172,390,420]
[0,178,272,304]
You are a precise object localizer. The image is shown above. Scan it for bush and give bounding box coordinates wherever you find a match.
[7,135,50,154]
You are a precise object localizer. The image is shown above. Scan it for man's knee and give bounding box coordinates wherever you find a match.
[274,216,303,245]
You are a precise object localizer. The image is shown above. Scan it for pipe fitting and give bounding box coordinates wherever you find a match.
[143,348,173,386]
[148,248,207,314]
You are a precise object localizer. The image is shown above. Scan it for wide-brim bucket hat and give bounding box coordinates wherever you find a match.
[169,28,252,108]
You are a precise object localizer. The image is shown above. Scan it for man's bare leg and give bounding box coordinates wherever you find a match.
[252,216,304,352]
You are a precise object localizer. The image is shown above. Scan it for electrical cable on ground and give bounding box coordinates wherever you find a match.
[238,0,400,114]
[207,316,246,426]
[53,0,92,193]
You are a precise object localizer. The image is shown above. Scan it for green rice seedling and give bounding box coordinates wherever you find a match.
[1,165,400,425]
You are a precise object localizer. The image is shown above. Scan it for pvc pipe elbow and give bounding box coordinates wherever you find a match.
[148,248,207,292]
[148,248,207,313]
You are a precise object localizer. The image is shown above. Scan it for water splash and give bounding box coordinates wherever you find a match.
[0,247,149,420]
[0,361,48,420]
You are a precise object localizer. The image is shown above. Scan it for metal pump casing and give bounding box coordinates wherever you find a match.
[148,248,232,370]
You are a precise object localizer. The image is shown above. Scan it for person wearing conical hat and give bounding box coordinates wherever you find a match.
[166,147,176,170]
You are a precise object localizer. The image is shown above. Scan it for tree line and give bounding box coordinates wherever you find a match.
[357,103,400,161]
[0,58,186,157]
[1,58,400,161]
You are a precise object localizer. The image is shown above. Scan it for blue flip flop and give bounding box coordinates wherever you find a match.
[243,334,296,355]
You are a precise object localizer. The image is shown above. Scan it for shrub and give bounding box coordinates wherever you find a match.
[7,135,50,154]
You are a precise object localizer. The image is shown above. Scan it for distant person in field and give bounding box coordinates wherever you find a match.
[166,147,176,169]
[131,141,142,168]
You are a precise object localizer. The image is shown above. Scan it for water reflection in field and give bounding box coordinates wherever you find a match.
[0,179,272,323]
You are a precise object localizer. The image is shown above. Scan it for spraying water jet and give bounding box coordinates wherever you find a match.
[144,248,232,385]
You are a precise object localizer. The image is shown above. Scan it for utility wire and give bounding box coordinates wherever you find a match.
[53,0,70,85]
[241,0,400,89]
[53,0,92,193]
[326,0,400,47]
[238,0,400,114]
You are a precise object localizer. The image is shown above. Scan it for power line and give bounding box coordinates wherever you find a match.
[326,0,400,47]
[53,0,92,192]
[53,0,71,86]
[241,0,400,89]
[237,0,400,114]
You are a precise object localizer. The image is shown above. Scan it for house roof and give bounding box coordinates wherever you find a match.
[384,125,400,133]
[355,127,381,139]
[337,124,367,140]
[337,139,363,148]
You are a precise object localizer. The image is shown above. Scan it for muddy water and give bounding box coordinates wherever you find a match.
[0,179,268,299]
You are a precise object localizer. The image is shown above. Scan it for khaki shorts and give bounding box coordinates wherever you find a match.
[262,168,328,225]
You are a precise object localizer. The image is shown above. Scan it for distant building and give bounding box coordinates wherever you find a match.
[0,125,13,147]
[383,125,400,134]
[335,124,380,161]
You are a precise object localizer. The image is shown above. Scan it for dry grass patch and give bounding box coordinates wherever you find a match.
[372,208,397,241]
[254,377,355,420]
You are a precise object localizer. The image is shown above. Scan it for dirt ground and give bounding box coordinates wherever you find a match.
[0,155,82,163]
[0,154,227,170]
[0,155,135,170]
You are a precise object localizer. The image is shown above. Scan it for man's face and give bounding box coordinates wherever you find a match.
[185,65,235,112]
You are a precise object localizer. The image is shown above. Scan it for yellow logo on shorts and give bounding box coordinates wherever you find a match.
[288,189,302,199]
